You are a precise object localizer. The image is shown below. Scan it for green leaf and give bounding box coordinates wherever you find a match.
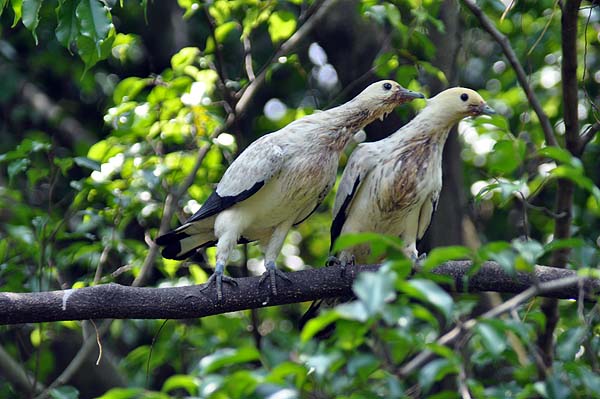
[304,352,343,378]
[401,279,453,320]
[544,372,572,399]
[422,246,471,271]
[347,353,380,379]
[22,0,42,43]
[475,321,506,356]
[538,146,582,169]
[161,374,198,395]
[0,0,8,16]
[170,47,200,72]
[95,388,145,399]
[214,20,238,43]
[353,270,396,316]
[49,386,80,399]
[487,139,526,175]
[11,0,22,27]
[556,326,585,361]
[54,157,74,175]
[56,0,79,49]
[335,300,370,322]
[268,10,296,43]
[511,239,544,266]
[543,238,585,253]
[199,347,261,374]
[300,310,339,342]
[332,232,404,261]
[418,358,456,392]
[76,0,112,54]
[74,156,101,171]
[8,158,29,183]
[76,29,115,71]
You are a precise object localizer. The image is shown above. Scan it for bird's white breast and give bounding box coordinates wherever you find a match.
[217,145,338,240]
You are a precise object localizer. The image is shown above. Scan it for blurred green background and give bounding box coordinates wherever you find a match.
[1,0,600,398]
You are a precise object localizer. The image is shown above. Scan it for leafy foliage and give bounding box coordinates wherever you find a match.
[0,0,600,398]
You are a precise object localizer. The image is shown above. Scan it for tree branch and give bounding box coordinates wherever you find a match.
[1,261,598,325]
[234,0,338,116]
[0,343,45,394]
[537,0,582,370]
[461,0,558,147]
[20,82,96,146]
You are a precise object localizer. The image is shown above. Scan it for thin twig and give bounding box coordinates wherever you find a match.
[234,0,339,116]
[462,0,558,147]
[243,35,256,82]
[33,321,112,399]
[397,275,584,377]
[89,319,103,366]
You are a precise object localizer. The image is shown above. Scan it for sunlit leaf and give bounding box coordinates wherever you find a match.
[268,10,296,43]
[301,310,339,342]
[10,0,22,27]
[199,347,261,374]
[161,374,198,395]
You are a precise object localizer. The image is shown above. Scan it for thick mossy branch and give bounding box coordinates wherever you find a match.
[1,261,598,325]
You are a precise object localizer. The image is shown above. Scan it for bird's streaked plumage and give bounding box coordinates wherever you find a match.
[156,80,424,299]
[331,87,495,265]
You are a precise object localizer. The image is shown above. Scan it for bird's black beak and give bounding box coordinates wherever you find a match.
[396,87,425,102]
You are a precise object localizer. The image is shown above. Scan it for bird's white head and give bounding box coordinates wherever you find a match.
[353,80,425,120]
[426,87,495,123]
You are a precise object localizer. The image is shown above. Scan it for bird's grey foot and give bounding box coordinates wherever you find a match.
[259,261,292,296]
[198,262,238,301]
[410,252,427,265]
[325,255,341,267]
[325,255,354,277]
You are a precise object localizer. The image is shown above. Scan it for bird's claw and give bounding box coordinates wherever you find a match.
[259,267,291,296]
[198,272,238,301]
[410,252,427,266]
[325,255,341,267]
[326,255,354,277]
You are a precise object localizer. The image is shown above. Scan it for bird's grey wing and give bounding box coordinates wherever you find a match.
[330,145,376,250]
[417,191,439,240]
[185,136,285,223]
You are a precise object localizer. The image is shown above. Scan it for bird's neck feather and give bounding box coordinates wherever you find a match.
[315,100,385,151]
[396,105,462,143]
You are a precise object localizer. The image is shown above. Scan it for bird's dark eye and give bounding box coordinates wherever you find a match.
[383,82,392,91]
[460,93,469,101]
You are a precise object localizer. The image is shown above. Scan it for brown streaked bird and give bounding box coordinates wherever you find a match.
[329,87,495,268]
[155,81,424,300]
[300,87,495,334]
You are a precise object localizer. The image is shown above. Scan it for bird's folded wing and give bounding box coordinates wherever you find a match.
[417,191,439,240]
[185,136,285,223]
[330,145,376,249]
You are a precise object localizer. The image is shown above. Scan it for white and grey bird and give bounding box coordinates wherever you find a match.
[329,87,495,267]
[155,80,424,300]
